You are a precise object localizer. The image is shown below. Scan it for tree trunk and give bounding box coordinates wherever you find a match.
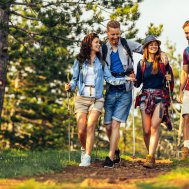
[0,3,9,121]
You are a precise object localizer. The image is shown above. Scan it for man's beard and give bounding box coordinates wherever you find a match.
[110,39,119,45]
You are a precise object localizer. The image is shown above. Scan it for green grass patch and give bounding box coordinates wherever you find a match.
[0,149,80,178]
[137,164,189,189]
[0,148,134,178]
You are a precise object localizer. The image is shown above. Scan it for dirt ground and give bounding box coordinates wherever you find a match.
[1,158,189,189]
[35,158,175,188]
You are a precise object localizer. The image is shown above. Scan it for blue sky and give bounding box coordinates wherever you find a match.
[137,0,189,55]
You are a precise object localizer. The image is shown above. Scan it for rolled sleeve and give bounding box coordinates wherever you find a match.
[103,63,126,85]
[70,59,80,91]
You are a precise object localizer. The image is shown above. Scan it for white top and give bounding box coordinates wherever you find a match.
[82,66,95,97]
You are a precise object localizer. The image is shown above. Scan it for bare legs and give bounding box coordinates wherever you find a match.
[141,103,163,156]
[76,110,101,156]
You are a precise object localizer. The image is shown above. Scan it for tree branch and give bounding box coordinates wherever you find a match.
[9,33,31,54]
[11,10,39,21]
[9,24,80,43]
[9,24,38,37]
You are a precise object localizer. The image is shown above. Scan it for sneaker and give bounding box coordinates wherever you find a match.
[103,156,114,168]
[113,149,121,164]
[143,155,155,168]
[181,147,189,160]
[79,154,91,167]
[81,147,86,162]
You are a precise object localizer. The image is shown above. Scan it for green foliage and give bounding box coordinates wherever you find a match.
[156,40,182,159]
[0,0,165,149]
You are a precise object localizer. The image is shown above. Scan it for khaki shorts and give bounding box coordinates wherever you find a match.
[182,90,189,116]
[74,96,104,114]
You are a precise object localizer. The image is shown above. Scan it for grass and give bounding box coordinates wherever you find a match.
[0,149,189,189]
[137,161,189,189]
[0,149,80,178]
[0,148,112,178]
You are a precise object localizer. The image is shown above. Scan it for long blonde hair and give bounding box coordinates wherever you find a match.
[141,44,161,75]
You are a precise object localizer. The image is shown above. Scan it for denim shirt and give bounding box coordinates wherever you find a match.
[70,57,127,99]
[105,39,143,91]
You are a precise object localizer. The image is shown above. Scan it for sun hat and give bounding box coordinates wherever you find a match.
[143,35,161,48]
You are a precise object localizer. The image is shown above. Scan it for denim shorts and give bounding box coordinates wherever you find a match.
[104,89,132,124]
[139,95,162,110]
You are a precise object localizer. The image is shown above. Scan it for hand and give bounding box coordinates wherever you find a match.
[165,74,171,81]
[177,91,183,103]
[65,83,71,91]
[160,52,169,65]
[126,73,137,82]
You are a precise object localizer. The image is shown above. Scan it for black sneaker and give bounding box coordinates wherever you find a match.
[113,149,121,164]
[103,156,114,168]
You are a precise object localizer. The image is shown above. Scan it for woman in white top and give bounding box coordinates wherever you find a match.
[65,33,128,166]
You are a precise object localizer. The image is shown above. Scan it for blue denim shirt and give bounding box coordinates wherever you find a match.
[70,57,127,99]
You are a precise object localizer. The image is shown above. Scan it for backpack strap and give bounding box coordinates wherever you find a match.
[101,38,134,64]
[101,43,109,70]
[120,38,134,63]
[158,62,166,76]
[101,43,108,62]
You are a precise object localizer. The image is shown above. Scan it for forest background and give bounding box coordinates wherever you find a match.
[0,0,187,159]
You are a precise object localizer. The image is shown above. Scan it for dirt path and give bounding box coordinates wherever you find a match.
[34,158,174,188]
[0,158,187,189]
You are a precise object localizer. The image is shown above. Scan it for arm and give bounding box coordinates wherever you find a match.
[127,40,143,54]
[103,63,127,85]
[134,61,143,88]
[178,65,188,103]
[180,65,189,91]
[160,51,169,65]
[178,49,189,102]
[165,63,174,92]
[178,65,189,102]
[70,59,80,91]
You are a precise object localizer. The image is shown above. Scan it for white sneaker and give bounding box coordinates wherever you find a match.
[79,154,91,167]
[81,147,86,162]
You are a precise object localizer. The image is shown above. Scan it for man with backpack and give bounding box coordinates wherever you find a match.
[102,20,168,168]
[177,20,189,160]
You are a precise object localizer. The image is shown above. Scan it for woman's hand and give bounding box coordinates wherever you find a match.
[126,73,137,82]
[65,83,71,91]
[160,51,169,65]
[165,74,171,81]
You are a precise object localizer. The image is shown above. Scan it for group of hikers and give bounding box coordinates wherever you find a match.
[65,20,189,168]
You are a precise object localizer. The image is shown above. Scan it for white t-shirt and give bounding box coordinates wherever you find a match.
[82,66,95,97]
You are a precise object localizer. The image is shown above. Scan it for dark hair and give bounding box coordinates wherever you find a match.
[183,20,189,29]
[107,20,120,31]
[76,33,101,63]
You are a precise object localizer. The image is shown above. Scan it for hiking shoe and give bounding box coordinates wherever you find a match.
[81,147,86,162]
[143,155,155,168]
[103,156,114,168]
[113,149,121,164]
[79,154,91,167]
[181,147,189,160]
